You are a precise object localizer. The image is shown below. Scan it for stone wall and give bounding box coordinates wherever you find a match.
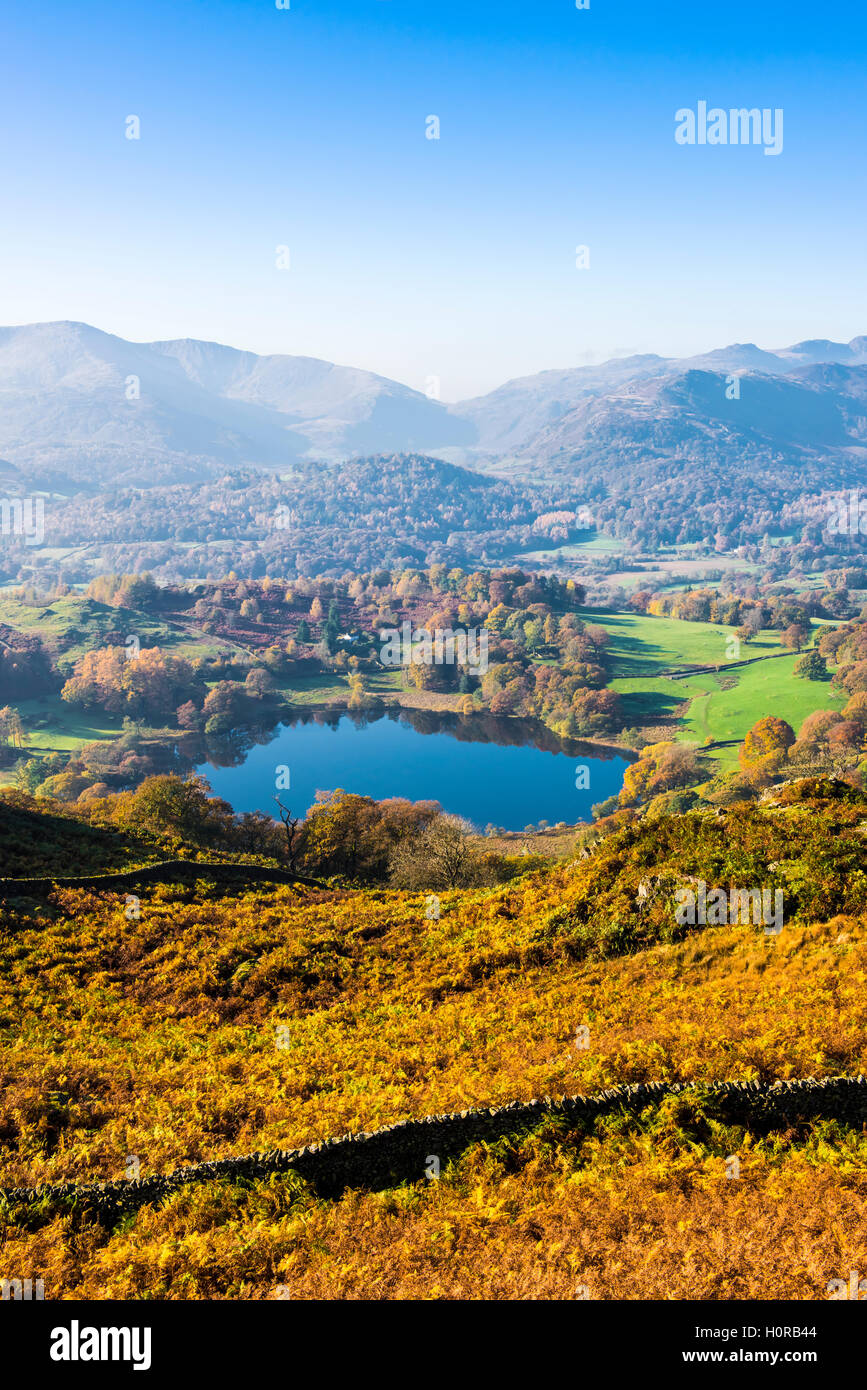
[4,1075,865,1222]
[0,859,324,896]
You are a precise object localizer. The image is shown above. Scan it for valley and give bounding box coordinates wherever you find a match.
[5,0,867,1333]
[2,326,866,1311]
[0,568,856,821]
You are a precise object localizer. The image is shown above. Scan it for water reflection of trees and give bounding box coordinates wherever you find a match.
[190,703,627,770]
[176,717,284,772]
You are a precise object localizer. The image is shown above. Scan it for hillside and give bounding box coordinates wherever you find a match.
[0,595,210,677]
[2,779,866,1298]
[41,454,571,578]
[495,366,867,548]
[452,337,867,459]
[0,322,470,486]
[2,322,867,508]
[529,365,867,469]
[3,325,867,585]
[0,792,156,876]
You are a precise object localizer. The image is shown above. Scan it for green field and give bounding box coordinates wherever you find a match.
[613,656,844,768]
[590,612,841,766]
[603,558,760,592]
[0,694,126,786]
[270,672,349,704]
[11,695,124,750]
[579,608,795,678]
[273,669,404,705]
[677,655,845,766]
[610,673,711,728]
[519,533,627,562]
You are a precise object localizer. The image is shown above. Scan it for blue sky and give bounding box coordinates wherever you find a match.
[2,0,865,397]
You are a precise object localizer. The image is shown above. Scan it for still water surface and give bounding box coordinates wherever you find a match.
[195,708,630,830]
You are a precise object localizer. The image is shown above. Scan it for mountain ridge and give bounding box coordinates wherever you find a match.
[1,320,866,488]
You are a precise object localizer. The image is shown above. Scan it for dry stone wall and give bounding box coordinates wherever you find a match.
[4,1076,866,1222]
[0,860,324,896]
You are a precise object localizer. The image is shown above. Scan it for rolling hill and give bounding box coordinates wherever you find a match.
[451,337,867,463]
[1,778,866,1298]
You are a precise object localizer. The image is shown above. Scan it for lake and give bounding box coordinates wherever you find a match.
[194,707,630,831]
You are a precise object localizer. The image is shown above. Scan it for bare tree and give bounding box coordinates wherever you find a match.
[388,814,489,891]
[274,796,302,870]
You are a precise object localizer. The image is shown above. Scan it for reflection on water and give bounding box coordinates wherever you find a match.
[188,705,626,765]
[187,706,630,831]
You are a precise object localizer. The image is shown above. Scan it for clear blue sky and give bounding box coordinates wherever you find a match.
[2,0,865,397]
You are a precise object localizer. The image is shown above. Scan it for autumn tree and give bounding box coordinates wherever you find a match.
[121,774,234,845]
[0,705,25,748]
[619,742,700,807]
[176,700,202,731]
[739,716,796,770]
[201,680,251,734]
[61,647,200,723]
[827,720,863,755]
[62,647,128,714]
[782,624,810,653]
[843,692,867,728]
[121,649,199,722]
[792,710,843,762]
[299,789,440,881]
[833,659,867,696]
[245,668,274,699]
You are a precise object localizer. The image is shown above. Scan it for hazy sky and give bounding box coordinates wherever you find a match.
[2,0,865,398]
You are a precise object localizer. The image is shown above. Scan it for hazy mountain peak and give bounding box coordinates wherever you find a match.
[0,321,864,486]
[0,322,472,483]
[775,337,867,365]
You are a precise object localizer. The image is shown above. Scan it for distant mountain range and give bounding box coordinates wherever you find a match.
[453,340,867,470]
[0,322,471,488]
[1,321,866,490]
